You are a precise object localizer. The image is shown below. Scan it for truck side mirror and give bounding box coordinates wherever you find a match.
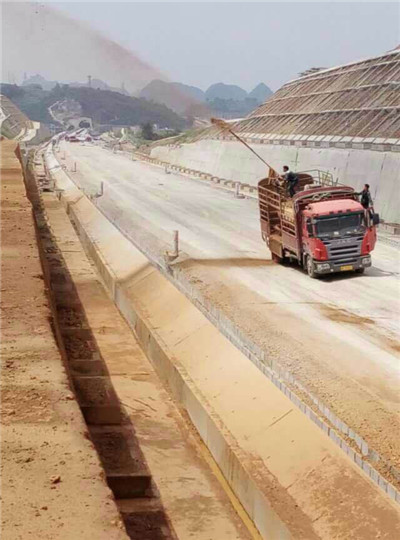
[306,222,314,237]
[372,213,380,226]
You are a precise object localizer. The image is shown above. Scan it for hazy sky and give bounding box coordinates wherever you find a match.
[54,1,399,91]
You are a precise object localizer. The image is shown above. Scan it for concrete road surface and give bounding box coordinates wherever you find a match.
[59,141,400,479]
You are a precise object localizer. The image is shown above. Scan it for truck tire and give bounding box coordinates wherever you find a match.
[306,256,317,279]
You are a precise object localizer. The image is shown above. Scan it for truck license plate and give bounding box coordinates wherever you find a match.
[340,265,353,271]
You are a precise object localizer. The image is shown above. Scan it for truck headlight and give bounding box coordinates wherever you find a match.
[362,256,371,266]
[317,263,330,271]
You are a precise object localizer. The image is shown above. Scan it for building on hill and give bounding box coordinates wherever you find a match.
[150,48,400,223]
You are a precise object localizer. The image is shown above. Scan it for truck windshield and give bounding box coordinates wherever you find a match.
[315,212,364,238]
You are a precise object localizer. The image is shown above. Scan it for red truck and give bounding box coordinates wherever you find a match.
[258,171,379,278]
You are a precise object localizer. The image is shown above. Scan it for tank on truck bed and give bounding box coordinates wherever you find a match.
[258,170,379,278]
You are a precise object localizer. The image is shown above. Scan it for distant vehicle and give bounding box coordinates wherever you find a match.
[258,171,379,278]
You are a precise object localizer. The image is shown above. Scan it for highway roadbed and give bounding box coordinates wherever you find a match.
[45,142,400,539]
[58,141,400,487]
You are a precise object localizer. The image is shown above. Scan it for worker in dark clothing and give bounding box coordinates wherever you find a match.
[282,165,299,197]
[357,184,374,225]
[358,184,373,209]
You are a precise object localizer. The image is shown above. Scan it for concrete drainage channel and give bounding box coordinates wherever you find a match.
[25,159,177,540]
[37,145,400,537]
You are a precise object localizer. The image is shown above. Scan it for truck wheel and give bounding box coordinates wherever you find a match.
[306,256,317,279]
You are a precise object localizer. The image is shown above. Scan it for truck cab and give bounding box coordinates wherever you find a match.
[301,197,377,277]
[258,173,379,278]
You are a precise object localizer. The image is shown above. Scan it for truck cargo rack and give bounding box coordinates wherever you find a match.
[258,182,299,258]
[298,169,337,187]
[257,171,356,260]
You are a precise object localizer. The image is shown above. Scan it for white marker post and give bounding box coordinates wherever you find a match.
[235,181,245,199]
[173,230,179,258]
[164,230,179,264]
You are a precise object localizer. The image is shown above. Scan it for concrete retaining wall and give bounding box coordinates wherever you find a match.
[151,139,400,223]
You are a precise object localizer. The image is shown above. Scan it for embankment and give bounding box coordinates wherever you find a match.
[1,140,128,540]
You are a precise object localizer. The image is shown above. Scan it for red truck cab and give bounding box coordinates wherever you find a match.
[258,175,379,278]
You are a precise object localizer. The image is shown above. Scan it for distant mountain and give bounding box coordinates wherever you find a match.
[205,83,248,101]
[138,79,273,118]
[70,78,130,96]
[206,97,260,119]
[170,82,205,102]
[139,79,207,115]
[203,82,273,119]
[0,83,188,130]
[248,83,273,103]
[22,74,130,96]
[22,74,58,91]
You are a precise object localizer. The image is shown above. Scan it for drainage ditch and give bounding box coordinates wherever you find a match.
[24,154,178,540]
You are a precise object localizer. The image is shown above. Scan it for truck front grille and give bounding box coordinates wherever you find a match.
[322,236,363,265]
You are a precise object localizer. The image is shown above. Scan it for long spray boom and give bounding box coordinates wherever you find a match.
[210,117,278,178]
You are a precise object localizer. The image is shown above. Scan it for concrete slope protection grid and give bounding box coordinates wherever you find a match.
[43,142,400,539]
[55,140,400,489]
[0,94,50,143]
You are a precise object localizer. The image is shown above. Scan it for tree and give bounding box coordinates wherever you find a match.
[140,122,155,140]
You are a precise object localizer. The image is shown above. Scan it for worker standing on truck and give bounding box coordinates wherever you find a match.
[357,184,374,224]
[358,184,373,210]
[282,166,299,197]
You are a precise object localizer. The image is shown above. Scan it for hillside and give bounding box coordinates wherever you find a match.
[0,83,188,130]
[69,78,131,96]
[1,84,55,124]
